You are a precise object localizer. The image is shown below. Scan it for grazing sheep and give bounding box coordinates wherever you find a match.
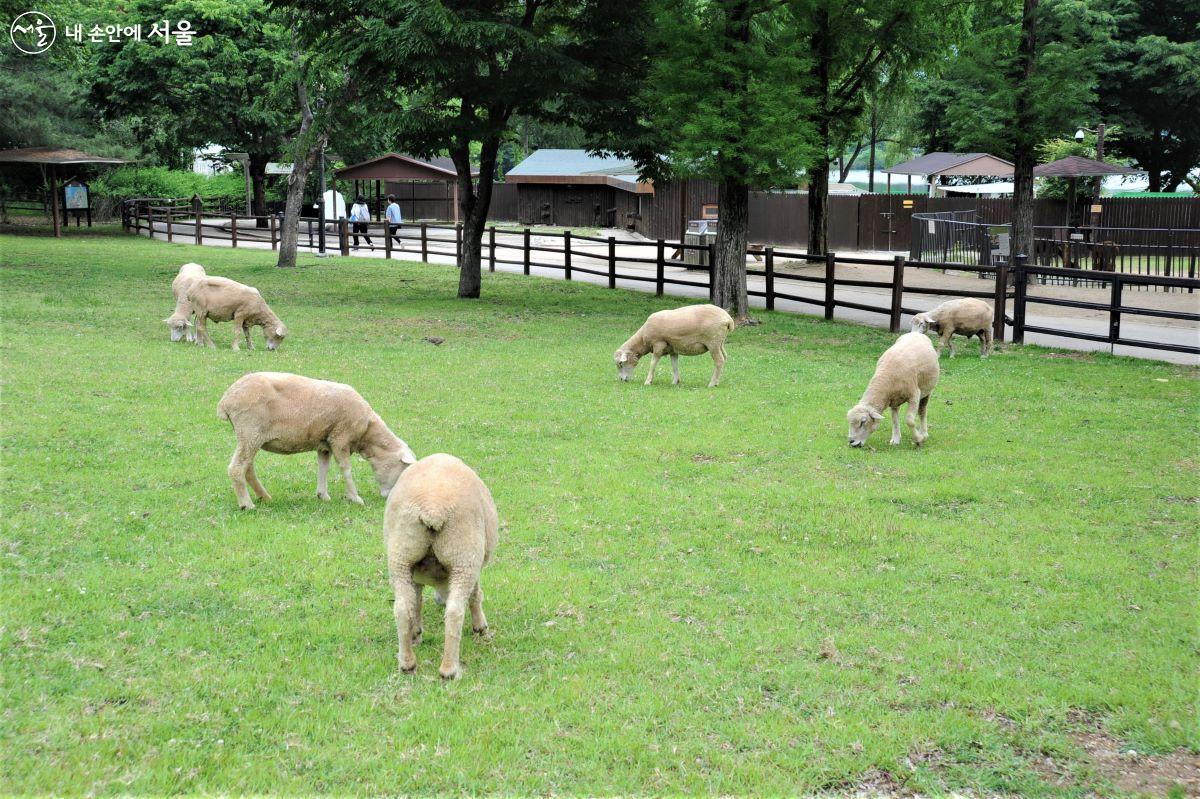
[847,331,940,448]
[217,372,416,510]
[163,262,206,342]
[614,303,735,387]
[385,453,498,680]
[911,298,994,358]
[187,275,287,351]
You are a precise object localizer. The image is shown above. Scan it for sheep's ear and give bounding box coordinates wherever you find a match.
[162,317,173,324]
[400,446,417,465]
[869,409,883,420]
[275,325,286,337]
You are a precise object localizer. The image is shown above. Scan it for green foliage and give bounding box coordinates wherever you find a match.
[2,232,1198,794]
[629,0,818,186]
[1097,0,1200,191]
[88,165,281,204]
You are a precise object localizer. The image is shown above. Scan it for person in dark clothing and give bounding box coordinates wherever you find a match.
[349,195,373,249]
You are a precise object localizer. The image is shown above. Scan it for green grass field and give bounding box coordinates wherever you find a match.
[1,230,1196,796]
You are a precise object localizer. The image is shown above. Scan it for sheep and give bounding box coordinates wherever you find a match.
[846,331,940,448]
[385,453,498,680]
[186,275,287,351]
[614,303,735,387]
[163,262,206,342]
[911,298,994,358]
[217,372,416,510]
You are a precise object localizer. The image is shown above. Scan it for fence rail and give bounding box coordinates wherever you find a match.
[123,201,1200,359]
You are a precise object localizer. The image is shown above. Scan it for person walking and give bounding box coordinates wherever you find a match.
[350,195,373,249]
[385,194,404,250]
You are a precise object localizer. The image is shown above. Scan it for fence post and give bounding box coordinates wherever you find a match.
[339,218,350,256]
[889,255,905,332]
[609,236,617,289]
[824,252,836,321]
[765,246,775,311]
[488,226,496,272]
[1165,228,1173,279]
[1012,254,1027,345]
[524,228,531,276]
[166,208,173,243]
[191,196,202,245]
[707,243,715,301]
[421,222,428,262]
[231,214,239,248]
[656,239,665,297]
[269,214,277,251]
[455,223,463,265]
[563,230,572,281]
[993,261,1008,343]
[384,222,392,259]
[1109,275,1123,350]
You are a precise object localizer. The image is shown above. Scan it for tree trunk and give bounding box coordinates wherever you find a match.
[807,4,832,256]
[868,103,877,193]
[277,71,319,269]
[250,153,270,228]
[1010,0,1038,281]
[1148,169,1162,193]
[454,132,501,298]
[713,175,749,318]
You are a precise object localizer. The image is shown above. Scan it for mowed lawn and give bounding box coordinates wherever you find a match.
[1,231,1196,796]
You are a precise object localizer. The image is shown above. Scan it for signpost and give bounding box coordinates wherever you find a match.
[62,180,91,228]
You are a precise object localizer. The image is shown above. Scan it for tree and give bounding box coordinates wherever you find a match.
[91,0,296,220]
[801,0,968,254]
[614,0,818,317]
[1098,0,1200,192]
[272,0,645,299]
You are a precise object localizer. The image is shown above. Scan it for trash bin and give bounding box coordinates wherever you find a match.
[684,219,718,267]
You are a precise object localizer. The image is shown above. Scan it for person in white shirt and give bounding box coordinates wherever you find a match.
[385,194,404,249]
[349,195,373,249]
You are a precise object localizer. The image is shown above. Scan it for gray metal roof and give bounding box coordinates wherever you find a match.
[884,152,1013,176]
[506,149,638,178]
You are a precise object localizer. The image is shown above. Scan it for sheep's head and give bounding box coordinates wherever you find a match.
[846,404,883,447]
[614,349,639,381]
[911,313,939,334]
[163,316,192,342]
[265,323,287,351]
[374,441,418,498]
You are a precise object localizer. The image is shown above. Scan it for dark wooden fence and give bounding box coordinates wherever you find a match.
[123,199,1199,359]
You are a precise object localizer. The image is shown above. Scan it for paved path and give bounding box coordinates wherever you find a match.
[138,220,1200,366]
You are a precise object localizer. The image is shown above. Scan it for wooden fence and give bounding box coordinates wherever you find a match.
[123,199,1199,359]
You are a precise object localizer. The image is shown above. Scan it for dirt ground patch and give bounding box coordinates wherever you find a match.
[1034,729,1200,797]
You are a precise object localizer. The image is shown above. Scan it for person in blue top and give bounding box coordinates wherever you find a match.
[385,194,404,249]
[349,195,373,249]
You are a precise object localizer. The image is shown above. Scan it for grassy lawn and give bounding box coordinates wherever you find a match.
[1,230,1196,796]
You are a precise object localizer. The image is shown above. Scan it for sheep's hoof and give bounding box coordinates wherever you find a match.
[239,501,255,511]
[347,495,365,506]
[399,656,417,673]
[439,664,463,681]
[889,438,901,446]
[316,491,330,501]
[472,624,490,637]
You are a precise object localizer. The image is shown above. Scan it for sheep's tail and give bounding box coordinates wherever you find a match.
[216,400,231,423]
[418,503,451,534]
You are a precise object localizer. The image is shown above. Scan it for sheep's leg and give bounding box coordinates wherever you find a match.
[905,392,924,446]
[315,449,331,501]
[670,355,680,385]
[246,460,271,502]
[644,352,660,385]
[391,567,419,672]
[230,314,246,351]
[333,448,363,505]
[227,442,258,510]
[243,322,254,350]
[184,312,196,343]
[195,313,215,348]
[981,329,992,358]
[941,330,956,357]
[412,587,424,645]
[708,346,726,388]
[439,571,475,680]
[889,407,902,445]
[917,395,931,441]
[469,579,488,635]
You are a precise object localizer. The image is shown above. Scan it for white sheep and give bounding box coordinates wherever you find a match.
[187,275,287,350]
[217,372,416,510]
[163,262,206,342]
[385,453,498,680]
[614,303,735,387]
[911,298,995,357]
[847,331,940,448]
